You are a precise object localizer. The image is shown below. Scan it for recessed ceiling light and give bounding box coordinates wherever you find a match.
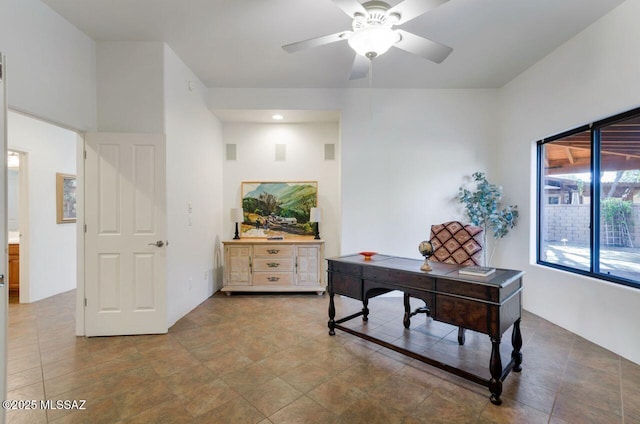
[272,114,284,121]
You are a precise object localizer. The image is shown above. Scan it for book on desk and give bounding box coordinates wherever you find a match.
[458,266,496,277]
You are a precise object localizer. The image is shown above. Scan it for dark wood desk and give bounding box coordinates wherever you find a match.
[327,254,524,405]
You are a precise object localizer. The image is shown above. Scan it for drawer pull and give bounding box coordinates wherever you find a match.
[267,277,280,282]
[267,249,280,254]
[267,263,280,268]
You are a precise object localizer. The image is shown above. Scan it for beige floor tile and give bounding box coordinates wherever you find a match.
[164,365,218,397]
[222,362,277,395]
[6,290,640,423]
[180,378,239,417]
[47,396,118,424]
[478,398,549,424]
[111,379,176,419]
[268,396,336,424]
[412,380,489,424]
[8,381,46,401]
[279,364,334,393]
[8,353,43,375]
[243,377,303,417]
[7,408,48,424]
[193,396,265,424]
[8,366,43,392]
[367,372,432,413]
[551,388,623,423]
[307,378,368,415]
[121,398,192,424]
[43,367,102,398]
[336,398,408,424]
[203,351,253,377]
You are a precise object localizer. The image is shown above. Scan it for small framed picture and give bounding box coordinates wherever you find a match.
[56,173,76,224]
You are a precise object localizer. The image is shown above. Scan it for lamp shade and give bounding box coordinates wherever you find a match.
[348,26,399,58]
[310,207,322,223]
[230,208,244,223]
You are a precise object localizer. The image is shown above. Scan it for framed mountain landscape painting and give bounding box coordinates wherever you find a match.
[240,181,318,238]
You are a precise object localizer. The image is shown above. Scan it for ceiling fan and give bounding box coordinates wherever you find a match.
[282,0,453,80]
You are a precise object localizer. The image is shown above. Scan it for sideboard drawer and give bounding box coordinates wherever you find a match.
[253,273,293,286]
[253,258,294,272]
[254,245,294,257]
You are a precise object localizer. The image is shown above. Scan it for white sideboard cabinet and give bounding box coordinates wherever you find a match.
[222,239,325,295]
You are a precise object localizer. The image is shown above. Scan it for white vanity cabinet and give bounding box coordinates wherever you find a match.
[222,240,325,294]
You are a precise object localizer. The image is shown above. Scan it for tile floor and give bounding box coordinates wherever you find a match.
[6,289,640,423]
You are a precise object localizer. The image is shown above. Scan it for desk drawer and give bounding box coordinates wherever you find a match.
[363,267,433,290]
[253,258,294,272]
[329,272,362,300]
[434,294,489,334]
[253,273,293,286]
[254,245,293,257]
[328,261,361,277]
[437,278,498,302]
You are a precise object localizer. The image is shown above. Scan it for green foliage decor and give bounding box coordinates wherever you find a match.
[458,172,519,264]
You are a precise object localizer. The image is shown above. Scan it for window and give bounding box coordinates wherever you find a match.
[537,107,640,288]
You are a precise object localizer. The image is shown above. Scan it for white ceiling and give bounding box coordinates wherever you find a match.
[212,110,341,124]
[40,0,626,90]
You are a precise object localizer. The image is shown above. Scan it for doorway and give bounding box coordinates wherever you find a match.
[6,150,24,303]
[7,111,78,303]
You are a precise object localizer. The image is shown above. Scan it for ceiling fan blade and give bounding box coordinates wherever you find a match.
[332,0,367,17]
[395,30,452,63]
[388,0,449,25]
[282,31,351,53]
[349,54,370,80]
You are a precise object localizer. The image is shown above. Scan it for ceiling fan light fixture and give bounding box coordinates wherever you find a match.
[348,26,399,59]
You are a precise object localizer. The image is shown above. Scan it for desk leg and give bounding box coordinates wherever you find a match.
[403,293,411,328]
[457,327,466,345]
[511,318,523,372]
[362,297,369,322]
[489,337,503,405]
[328,291,336,336]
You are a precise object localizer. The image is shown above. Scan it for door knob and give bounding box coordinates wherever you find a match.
[148,240,165,247]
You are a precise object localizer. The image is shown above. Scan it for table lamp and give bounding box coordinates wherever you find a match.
[230,208,244,240]
[310,207,322,240]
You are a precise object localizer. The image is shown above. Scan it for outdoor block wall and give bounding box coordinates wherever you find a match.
[544,204,640,247]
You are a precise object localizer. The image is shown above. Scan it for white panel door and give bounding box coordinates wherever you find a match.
[85,133,167,336]
[0,52,8,424]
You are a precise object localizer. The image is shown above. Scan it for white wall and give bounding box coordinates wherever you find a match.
[92,41,225,329]
[164,46,224,327]
[222,122,341,259]
[339,89,499,258]
[8,111,77,302]
[97,42,165,133]
[0,0,96,131]
[498,0,640,364]
[211,88,498,260]
[7,168,18,231]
